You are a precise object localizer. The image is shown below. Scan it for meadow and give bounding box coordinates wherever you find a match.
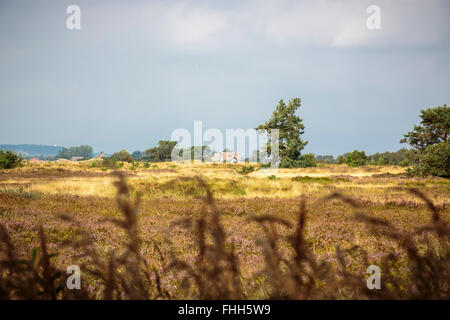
[0,160,448,299]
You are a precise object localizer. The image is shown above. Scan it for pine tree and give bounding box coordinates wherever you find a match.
[256,98,307,167]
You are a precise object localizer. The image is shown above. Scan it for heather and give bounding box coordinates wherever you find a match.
[0,162,448,299]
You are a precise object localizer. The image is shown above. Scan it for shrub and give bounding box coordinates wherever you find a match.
[238,165,255,175]
[401,105,449,177]
[291,176,332,183]
[130,162,139,171]
[89,160,103,168]
[2,185,43,200]
[280,154,317,168]
[398,159,410,167]
[0,149,23,169]
[408,140,450,177]
[57,145,93,159]
[336,154,347,164]
[131,151,143,160]
[111,150,133,163]
[100,157,119,169]
[345,150,368,167]
[368,148,414,165]
[298,153,317,168]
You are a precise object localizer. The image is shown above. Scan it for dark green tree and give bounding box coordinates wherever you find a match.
[111,150,133,162]
[368,148,414,166]
[143,140,177,162]
[345,150,368,167]
[256,98,307,168]
[412,141,450,177]
[298,153,317,168]
[336,154,347,164]
[57,145,93,159]
[401,105,449,177]
[131,151,143,160]
[400,105,449,151]
[0,149,23,169]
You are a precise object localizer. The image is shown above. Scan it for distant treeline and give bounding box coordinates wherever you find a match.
[0,143,416,168]
[57,145,93,160]
[113,142,214,163]
[0,144,63,158]
[316,148,414,167]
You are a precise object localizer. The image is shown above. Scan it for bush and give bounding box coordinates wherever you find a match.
[398,159,410,167]
[336,154,347,164]
[291,176,332,183]
[57,145,93,159]
[93,157,119,170]
[238,165,255,175]
[111,150,133,163]
[298,153,317,168]
[368,148,414,166]
[0,149,23,169]
[408,140,450,177]
[345,150,368,167]
[280,154,317,168]
[401,105,449,177]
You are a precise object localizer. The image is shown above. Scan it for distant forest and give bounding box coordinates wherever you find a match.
[0,144,63,158]
[0,143,414,166]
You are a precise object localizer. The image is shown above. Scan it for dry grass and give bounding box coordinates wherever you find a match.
[0,162,448,299]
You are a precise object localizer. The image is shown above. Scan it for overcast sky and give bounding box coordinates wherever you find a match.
[1,0,449,156]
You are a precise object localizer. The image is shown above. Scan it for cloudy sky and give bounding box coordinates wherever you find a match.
[1,0,449,156]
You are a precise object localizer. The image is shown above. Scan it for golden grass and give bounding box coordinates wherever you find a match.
[0,168,448,299]
[1,161,448,206]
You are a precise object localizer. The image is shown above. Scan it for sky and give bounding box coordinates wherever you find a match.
[0,0,449,156]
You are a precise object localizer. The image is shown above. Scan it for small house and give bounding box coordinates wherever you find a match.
[96,152,106,159]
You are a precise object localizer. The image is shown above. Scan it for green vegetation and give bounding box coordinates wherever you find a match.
[0,144,63,158]
[176,145,213,162]
[316,155,335,164]
[409,140,450,177]
[298,153,317,167]
[344,150,368,167]
[401,105,449,177]
[57,145,93,159]
[110,149,133,162]
[131,151,143,160]
[238,165,256,175]
[0,149,23,169]
[401,105,448,151]
[368,148,414,166]
[257,98,308,168]
[143,140,177,162]
[291,176,332,183]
